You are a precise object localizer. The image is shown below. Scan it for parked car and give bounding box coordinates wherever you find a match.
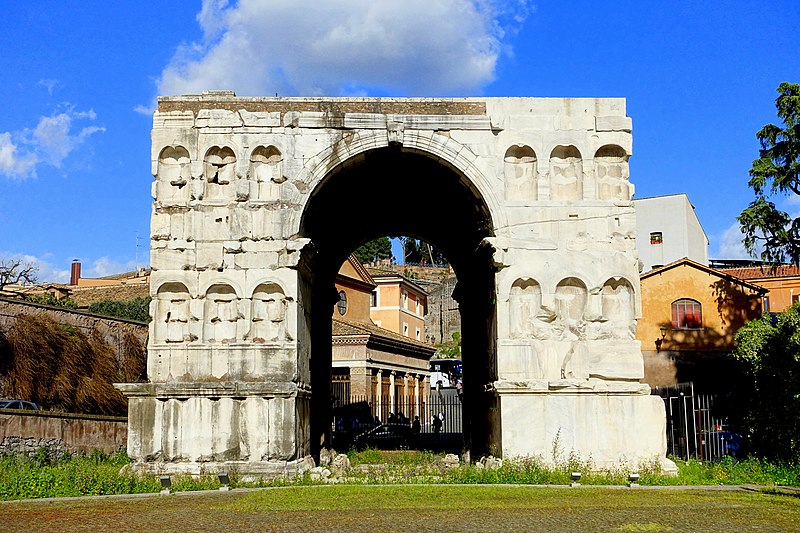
[0,399,40,411]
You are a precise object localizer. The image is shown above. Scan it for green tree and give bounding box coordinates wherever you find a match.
[434,331,461,358]
[353,237,393,264]
[87,297,151,323]
[738,82,800,264]
[729,303,800,462]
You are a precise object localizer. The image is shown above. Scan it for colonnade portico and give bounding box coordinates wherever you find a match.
[117,93,675,477]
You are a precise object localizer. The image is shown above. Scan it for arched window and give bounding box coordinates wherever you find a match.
[672,299,702,329]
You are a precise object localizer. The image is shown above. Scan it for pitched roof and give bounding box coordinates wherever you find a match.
[717,264,800,280]
[332,317,435,355]
[641,257,768,294]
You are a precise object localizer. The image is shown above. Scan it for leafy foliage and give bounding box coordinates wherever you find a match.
[738,82,800,263]
[729,303,800,462]
[434,331,461,358]
[25,292,77,308]
[87,297,151,322]
[353,237,393,264]
[400,237,447,265]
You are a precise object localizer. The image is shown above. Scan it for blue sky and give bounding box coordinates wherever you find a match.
[1,1,798,282]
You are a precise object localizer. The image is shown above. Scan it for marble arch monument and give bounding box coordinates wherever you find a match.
[117,92,674,476]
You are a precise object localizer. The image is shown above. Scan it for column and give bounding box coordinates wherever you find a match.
[414,374,420,419]
[375,369,383,422]
[349,366,371,403]
[402,374,409,419]
[389,371,396,417]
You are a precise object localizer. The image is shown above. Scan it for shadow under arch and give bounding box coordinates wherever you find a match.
[298,145,500,458]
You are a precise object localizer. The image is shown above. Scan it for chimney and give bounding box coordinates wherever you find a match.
[70,260,81,286]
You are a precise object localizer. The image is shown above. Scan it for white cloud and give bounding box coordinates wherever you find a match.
[0,107,105,179]
[36,78,62,95]
[715,222,763,260]
[155,0,532,98]
[0,253,70,285]
[0,133,37,177]
[85,257,141,278]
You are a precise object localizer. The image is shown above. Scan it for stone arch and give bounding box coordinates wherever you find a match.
[203,146,237,201]
[157,145,191,203]
[203,283,241,343]
[250,145,284,201]
[290,129,506,237]
[154,282,192,344]
[503,145,537,202]
[250,282,290,342]
[550,145,583,201]
[509,277,542,338]
[595,145,631,201]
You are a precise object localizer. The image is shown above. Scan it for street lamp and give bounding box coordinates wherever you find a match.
[655,325,668,352]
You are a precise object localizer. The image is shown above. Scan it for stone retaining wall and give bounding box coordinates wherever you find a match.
[0,409,127,457]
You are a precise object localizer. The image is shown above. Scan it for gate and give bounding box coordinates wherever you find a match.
[652,382,741,461]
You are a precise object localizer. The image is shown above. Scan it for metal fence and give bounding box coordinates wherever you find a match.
[652,382,741,461]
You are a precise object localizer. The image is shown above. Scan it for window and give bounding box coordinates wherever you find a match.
[415,296,420,313]
[403,290,408,309]
[671,299,702,329]
[793,294,799,304]
[370,290,377,307]
[763,296,770,314]
[336,290,347,315]
[416,327,421,340]
[403,322,409,336]
[650,232,663,245]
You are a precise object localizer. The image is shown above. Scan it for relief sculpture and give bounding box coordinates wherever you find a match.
[504,145,537,202]
[250,283,290,342]
[595,145,631,201]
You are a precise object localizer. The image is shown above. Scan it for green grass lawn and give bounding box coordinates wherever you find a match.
[2,485,799,532]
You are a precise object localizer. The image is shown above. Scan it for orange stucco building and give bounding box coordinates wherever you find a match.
[638,258,766,391]
[365,266,428,342]
[331,256,434,418]
[717,264,800,314]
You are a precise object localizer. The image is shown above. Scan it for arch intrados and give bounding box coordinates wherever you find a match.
[300,146,494,276]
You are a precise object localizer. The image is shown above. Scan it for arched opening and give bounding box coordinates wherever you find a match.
[298,145,498,458]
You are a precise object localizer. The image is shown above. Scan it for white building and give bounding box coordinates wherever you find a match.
[634,194,709,273]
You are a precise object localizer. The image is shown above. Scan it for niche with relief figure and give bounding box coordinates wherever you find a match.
[250,283,290,342]
[250,146,285,201]
[550,146,583,201]
[155,282,193,343]
[203,146,237,201]
[157,146,191,203]
[203,284,242,343]
[595,145,631,201]
[503,145,538,202]
[601,277,635,339]
[509,278,542,339]
[555,277,588,340]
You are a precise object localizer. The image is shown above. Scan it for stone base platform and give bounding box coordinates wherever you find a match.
[497,379,677,474]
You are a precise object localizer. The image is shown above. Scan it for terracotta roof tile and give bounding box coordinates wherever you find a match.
[718,265,800,279]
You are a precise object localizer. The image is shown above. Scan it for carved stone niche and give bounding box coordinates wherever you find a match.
[155,282,192,344]
[600,277,635,339]
[595,145,631,201]
[157,146,191,203]
[249,146,284,201]
[555,277,588,340]
[249,282,289,343]
[503,145,537,202]
[549,145,583,201]
[203,284,241,343]
[203,146,237,201]
[509,277,542,339]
